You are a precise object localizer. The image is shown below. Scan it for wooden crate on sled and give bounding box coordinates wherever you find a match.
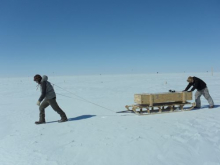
[125,92,196,115]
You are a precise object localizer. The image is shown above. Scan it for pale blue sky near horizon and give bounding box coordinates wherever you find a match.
[0,0,219,77]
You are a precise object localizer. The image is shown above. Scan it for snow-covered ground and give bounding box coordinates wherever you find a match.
[0,72,220,165]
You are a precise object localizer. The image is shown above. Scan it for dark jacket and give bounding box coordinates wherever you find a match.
[184,77,207,91]
[38,75,56,102]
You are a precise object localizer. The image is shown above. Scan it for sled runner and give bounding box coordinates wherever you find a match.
[125,91,196,115]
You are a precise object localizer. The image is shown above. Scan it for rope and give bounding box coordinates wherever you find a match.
[51,83,116,113]
[56,93,72,98]
[56,93,92,102]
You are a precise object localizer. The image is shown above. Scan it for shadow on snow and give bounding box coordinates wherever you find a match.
[68,115,96,121]
[200,105,220,109]
[46,115,96,124]
[116,105,220,114]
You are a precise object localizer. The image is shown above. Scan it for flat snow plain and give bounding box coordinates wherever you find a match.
[0,72,220,165]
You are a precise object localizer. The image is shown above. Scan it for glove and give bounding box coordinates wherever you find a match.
[36,101,41,106]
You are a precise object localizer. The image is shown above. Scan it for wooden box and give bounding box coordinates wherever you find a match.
[134,92,192,105]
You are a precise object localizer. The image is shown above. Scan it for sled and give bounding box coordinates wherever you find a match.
[125,91,196,115]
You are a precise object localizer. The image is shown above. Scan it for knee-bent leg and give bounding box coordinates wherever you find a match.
[39,100,50,114]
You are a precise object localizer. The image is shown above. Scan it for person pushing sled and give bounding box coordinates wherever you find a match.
[124,76,215,115]
[34,74,68,124]
[183,76,214,109]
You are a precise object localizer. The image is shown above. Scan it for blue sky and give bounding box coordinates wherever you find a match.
[0,0,219,77]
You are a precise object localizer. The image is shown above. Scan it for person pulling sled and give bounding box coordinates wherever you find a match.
[34,74,68,124]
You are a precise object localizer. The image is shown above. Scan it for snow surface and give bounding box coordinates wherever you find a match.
[0,73,220,165]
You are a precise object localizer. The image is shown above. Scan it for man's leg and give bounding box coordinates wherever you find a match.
[203,88,214,107]
[195,90,203,108]
[48,98,68,122]
[35,99,49,124]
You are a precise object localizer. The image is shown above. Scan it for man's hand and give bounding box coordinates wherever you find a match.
[36,101,41,106]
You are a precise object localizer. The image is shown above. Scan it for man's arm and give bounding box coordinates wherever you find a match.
[38,81,47,102]
[184,83,192,91]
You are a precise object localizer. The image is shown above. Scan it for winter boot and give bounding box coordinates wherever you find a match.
[58,114,68,123]
[35,120,46,124]
[35,114,46,124]
[209,105,214,109]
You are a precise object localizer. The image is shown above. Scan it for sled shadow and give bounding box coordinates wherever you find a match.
[46,115,96,124]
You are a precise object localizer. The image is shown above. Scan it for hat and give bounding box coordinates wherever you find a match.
[34,74,42,82]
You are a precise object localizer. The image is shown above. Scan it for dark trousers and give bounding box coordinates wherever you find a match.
[39,98,67,119]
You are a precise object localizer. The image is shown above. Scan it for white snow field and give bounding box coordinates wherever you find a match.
[0,72,220,165]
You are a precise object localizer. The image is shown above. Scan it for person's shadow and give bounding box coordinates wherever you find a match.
[68,115,96,121]
[201,105,220,109]
[190,104,220,111]
[46,115,96,124]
